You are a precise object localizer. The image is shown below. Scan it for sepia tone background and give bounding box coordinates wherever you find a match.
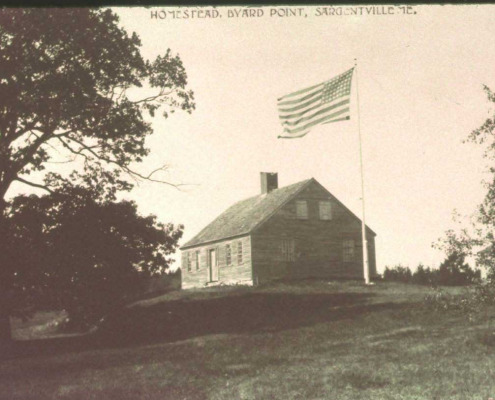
[9,5,495,272]
[3,6,495,400]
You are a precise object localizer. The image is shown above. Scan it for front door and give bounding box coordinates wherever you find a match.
[209,249,218,281]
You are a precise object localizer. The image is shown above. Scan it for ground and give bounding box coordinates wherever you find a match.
[1,280,495,400]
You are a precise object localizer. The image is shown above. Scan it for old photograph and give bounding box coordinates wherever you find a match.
[1,4,495,399]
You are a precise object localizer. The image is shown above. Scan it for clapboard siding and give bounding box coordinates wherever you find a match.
[181,236,252,289]
[181,177,377,289]
[251,182,377,283]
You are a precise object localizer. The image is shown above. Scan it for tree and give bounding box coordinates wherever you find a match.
[382,264,413,283]
[437,251,480,286]
[411,263,436,286]
[0,9,194,342]
[4,180,183,330]
[0,8,194,203]
[435,86,495,279]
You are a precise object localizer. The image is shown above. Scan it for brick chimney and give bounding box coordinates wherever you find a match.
[260,172,278,194]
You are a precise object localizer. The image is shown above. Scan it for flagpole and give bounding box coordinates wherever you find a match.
[354,59,371,285]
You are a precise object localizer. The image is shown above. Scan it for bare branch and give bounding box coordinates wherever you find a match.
[14,177,54,194]
[144,164,169,179]
[132,90,174,105]
[56,137,91,160]
[39,134,63,155]
[46,156,76,164]
[53,129,75,138]
[126,168,184,188]
[63,135,183,189]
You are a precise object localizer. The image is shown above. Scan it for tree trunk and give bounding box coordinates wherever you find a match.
[0,313,11,341]
[0,200,13,352]
[0,313,12,355]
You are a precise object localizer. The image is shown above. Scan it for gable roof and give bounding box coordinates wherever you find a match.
[181,177,376,250]
[181,179,312,249]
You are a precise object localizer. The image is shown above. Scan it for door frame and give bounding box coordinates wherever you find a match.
[208,248,218,282]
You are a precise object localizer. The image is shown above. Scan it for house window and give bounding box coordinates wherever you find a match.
[195,250,200,270]
[186,252,192,271]
[237,241,243,264]
[319,201,332,220]
[296,200,308,219]
[282,239,295,262]
[226,244,232,266]
[343,239,355,262]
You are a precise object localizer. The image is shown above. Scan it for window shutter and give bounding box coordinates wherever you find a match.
[226,244,231,266]
[237,241,243,264]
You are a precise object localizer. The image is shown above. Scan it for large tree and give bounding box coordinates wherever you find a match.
[4,177,183,331]
[0,9,194,342]
[436,86,495,278]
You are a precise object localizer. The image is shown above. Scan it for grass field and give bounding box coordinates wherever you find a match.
[1,280,495,400]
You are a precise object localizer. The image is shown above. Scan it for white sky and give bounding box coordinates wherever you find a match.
[112,5,495,273]
[12,5,495,273]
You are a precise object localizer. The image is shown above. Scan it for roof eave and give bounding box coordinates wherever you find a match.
[180,232,251,250]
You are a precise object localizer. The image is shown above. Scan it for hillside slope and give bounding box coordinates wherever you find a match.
[2,280,494,400]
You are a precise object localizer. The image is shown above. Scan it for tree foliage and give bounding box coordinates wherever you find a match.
[435,86,495,279]
[0,8,194,339]
[0,8,195,205]
[382,264,412,283]
[382,258,480,286]
[437,252,481,286]
[3,180,183,328]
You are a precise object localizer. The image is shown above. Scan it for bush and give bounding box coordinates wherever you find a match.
[423,287,464,312]
[423,280,495,344]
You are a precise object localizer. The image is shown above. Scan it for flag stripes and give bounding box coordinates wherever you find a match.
[277,68,354,138]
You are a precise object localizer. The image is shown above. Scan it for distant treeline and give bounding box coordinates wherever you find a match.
[382,252,481,286]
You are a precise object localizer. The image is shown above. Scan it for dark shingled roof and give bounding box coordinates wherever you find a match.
[181,179,313,249]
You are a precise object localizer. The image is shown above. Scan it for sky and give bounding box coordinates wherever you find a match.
[12,5,495,273]
[108,5,495,273]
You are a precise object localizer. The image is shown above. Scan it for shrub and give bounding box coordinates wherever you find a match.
[424,281,495,323]
[423,287,463,312]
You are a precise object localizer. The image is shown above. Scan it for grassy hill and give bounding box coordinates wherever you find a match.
[1,280,495,400]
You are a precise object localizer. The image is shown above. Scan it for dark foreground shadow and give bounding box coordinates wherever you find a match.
[4,291,403,360]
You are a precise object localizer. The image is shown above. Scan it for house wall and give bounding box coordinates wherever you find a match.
[251,181,377,284]
[181,235,252,289]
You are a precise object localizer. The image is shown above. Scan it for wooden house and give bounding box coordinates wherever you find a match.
[180,173,377,289]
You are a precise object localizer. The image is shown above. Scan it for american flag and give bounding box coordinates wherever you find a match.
[277,68,354,139]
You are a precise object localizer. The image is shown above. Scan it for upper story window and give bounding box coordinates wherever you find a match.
[195,250,200,270]
[226,244,232,266]
[237,241,243,264]
[343,239,355,262]
[295,200,308,219]
[319,201,332,220]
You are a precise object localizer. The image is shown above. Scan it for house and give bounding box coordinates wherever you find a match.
[180,173,377,289]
